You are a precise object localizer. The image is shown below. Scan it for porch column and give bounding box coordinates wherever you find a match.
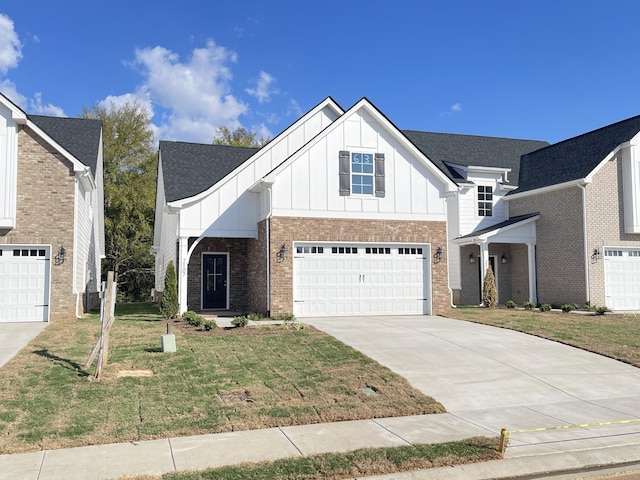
[178,236,189,315]
[527,242,537,304]
[479,241,490,304]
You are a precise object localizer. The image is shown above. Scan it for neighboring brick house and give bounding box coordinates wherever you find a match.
[153,96,640,315]
[152,98,457,317]
[0,93,104,322]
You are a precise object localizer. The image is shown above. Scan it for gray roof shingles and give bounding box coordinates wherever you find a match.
[456,213,540,239]
[403,130,549,185]
[160,141,259,202]
[516,115,640,193]
[29,115,102,176]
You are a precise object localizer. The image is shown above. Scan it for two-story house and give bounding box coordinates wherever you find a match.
[0,93,105,322]
[153,97,640,315]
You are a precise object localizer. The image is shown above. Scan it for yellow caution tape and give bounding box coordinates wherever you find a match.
[506,418,640,434]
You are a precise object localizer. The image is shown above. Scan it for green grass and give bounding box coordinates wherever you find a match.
[0,308,443,454]
[444,307,640,367]
[126,437,500,480]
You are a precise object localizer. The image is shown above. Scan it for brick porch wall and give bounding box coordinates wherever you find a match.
[268,217,449,315]
[0,126,76,321]
[459,244,515,305]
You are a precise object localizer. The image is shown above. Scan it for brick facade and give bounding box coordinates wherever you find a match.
[268,216,450,314]
[0,126,77,321]
[585,158,640,306]
[510,187,587,306]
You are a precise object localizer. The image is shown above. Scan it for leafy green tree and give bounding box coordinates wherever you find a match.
[482,265,498,308]
[82,100,157,301]
[160,261,179,319]
[213,126,270,147]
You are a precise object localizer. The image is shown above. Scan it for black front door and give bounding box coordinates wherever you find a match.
[202,254,228,309]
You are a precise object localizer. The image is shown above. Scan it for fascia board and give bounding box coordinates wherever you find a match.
[452,215,539,244]
[584,140,632,184]
[26,119,89,173]
[168,97,345,208]
[0,93,27,124]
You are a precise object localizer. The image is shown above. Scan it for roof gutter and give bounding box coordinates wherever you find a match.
[506,178,592,200]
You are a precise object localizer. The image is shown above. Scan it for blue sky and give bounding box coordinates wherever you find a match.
[1,1,639,144]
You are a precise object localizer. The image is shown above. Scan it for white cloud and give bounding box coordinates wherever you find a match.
[29,92,65,116]
[286,98,303,118]
[0,14,21,75]
[245,71,277,104]
[451,103,462,112]
[125,40,249,143]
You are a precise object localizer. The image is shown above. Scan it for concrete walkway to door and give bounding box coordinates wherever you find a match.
[305,315,640,459]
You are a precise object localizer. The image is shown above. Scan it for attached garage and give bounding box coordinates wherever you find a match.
[0,246,50,322]
[604,247,640,310]
[293,242,431,317]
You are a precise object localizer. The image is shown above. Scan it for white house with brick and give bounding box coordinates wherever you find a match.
[153,97,640,314]
[0,93,104,322]
[152,97,457,317]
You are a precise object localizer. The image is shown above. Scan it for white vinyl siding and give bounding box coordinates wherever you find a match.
[0,103,18,229]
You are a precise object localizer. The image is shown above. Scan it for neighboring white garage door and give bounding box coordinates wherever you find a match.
[293,243,431,317]
[0,246,50,322]
[604,247,640,311]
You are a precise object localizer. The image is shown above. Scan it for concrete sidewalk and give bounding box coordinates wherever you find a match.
[1,413,639,480]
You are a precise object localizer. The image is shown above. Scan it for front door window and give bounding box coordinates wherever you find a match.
[202,254,228,309]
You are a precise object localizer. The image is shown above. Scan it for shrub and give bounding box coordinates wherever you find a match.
[247,312,264,321]
[232,315,249,328]
[183,310,204,327]
[272,312,296,322]
[160,261,179,319]
[561,304,575,313]
[539,304,551,312]
[482,266,497,308]
[596,306,609,315]
[203,319,217,331]
[506,300,517,309]
[523,301,535,310]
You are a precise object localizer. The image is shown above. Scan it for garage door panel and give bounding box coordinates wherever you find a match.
[293,243,430,317]
[605,248,640,310]
[0,246,50,322]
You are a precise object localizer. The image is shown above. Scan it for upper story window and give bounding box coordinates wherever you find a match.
[339,150,385,198]
[351,153,374,195]
[478,185,493,216]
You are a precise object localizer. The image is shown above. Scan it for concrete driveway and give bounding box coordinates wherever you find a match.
[305,315,640,458]
[0,322,48,369]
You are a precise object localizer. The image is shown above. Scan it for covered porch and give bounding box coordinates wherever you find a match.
[453,214,539,306]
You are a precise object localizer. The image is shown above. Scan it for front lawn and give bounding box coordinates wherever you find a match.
[444,307,640,367]
[0,308,443,454]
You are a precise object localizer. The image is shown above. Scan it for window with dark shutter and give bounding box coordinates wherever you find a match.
[339,150,350,196]
[374,153,385,198]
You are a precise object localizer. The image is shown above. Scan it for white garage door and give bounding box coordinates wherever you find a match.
[604,248,640,311]
[0,246,50,322]
[293,243,431,317]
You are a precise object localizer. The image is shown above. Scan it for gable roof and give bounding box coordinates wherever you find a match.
[403,130,549,186]
[516,115,640,194]
[29,115,102,176]
[455,213,540,240]
[160,141,259,202]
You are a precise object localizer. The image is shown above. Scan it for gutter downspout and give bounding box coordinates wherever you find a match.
[579,183,590,305]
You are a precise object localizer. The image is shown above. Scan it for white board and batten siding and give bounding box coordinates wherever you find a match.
[0,103,19,229]
[0,245,51,322]
[271,108,448,219]
[604,247,640,310]
[293,242,431,317]
[457,172,509,237]
[177,105,340,238]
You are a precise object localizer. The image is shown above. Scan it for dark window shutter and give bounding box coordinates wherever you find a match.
[339,150,350,196]
[374,153,385,198]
